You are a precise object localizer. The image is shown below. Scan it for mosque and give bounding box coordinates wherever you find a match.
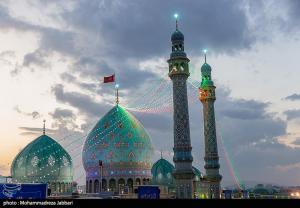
[9,15,221,199]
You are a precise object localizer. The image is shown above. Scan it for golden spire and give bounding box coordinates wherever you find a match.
[115,84,119,105]
[43,120,46,135]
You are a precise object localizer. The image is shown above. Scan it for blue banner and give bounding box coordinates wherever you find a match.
[137,186,160,199]
[223,190,232,199]
[0,183,47,199]
[242,190,249,199]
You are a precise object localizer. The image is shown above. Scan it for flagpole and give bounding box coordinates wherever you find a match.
[115,73,119,105]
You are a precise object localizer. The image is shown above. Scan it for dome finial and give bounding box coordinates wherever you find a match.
[174,13,179,30]
[203,49,208,63]
[115,84,119,105]
[43,119,46,135]
[161,151,163,159]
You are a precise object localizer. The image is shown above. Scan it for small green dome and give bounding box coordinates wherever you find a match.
[201,79,214,88]
[151,158,175,186]
[171,30,184,42]
[192,166,203,181]
[11,135,73,183]
[201,63,212,75]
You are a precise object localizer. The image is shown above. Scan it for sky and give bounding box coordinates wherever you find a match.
[1,0,300,187]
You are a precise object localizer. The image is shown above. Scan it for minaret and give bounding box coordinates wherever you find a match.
[167,14,194,199]
[199,51,222,198]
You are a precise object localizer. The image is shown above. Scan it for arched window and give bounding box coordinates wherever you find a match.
[53,183,56,193]
[94,179,99,193]
[61,183,65,193]
[135,178,141,185]
[180,63,185,71]
[86,181,88,193]
[127,178,133,193]
[89,180,92,193]
[118,178,125,193]
[102,179,107,191]
[109,178,116,192]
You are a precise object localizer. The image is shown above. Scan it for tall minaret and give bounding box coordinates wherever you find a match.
[199,51,222,198]
[167,14,194,199]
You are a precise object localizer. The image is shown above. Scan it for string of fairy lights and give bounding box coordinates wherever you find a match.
[14,109,129,182]
[14,72,242,189]
[14,105,154,183]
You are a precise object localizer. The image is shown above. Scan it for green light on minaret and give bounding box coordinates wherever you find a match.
[203,49,207,63]
[174,13,179,30]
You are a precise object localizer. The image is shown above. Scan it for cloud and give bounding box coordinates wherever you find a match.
[219,99,269,120]
[14,106,41,119]
[213,88,286,146]
[284,109,300,120]
[50,108,76,120]
[292,138,300,145]
[284,93,300,101]
[286,0,300,23]
[23,49,51,68]
[51,84,109,117]
[62,0,255,59]
[19,126,56,137]
[0,164,9,176]
[49,108,79,131]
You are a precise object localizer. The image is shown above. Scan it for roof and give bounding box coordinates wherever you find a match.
[151,158,175,186]
[11,134,73,183]
[82,105,153,178]
[171,30,184,42]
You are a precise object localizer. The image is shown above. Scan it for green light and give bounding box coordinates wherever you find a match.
[203,49,207,54]
[174,13,178,19]
[115,84,119,89]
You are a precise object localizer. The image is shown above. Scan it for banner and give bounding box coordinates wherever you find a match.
[0,183,47,199]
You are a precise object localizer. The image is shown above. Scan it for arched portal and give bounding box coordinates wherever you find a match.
[53,183,56,193]
[94,179,99,193]
[89,180,92,193]
[86,181,88,193]
[118,178,125,193]
[135,178,141,185]
[127,178,133,193]
[102,179,107,191]
[109,179,116,192]
[142,178,147,185]
[61,183,65,193]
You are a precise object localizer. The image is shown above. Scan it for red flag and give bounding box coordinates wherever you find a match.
[103,74,115,83]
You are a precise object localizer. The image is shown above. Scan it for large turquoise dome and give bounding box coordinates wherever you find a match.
[11,134,73,193]
[82,105,153,193]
